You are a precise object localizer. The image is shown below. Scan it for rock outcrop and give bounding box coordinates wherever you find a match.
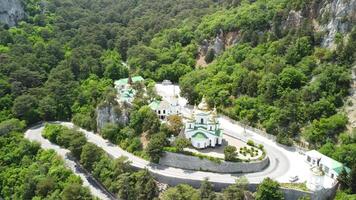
[282,10,302,31]
[96,102,130,130]
[197,0,355,64]
[283,0,356,48]
[317,0,356,48]
[197,29,239,67]
[0,0,24,27]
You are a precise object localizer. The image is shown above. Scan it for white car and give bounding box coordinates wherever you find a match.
[289,175,299,182]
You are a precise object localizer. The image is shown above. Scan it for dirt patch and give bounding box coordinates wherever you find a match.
[225,31,239,47]
[140,132,149,149]
[196,54,208,68]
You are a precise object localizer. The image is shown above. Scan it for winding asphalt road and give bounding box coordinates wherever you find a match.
[25,124,115,200]
[24,84,310,196]
[24,118,305,191]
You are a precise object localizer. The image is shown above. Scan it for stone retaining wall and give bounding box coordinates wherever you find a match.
[159,151,269,173]
[152,172,336,200]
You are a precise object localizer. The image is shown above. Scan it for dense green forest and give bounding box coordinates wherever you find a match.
[0,120,93,199]
[0,0,355,199]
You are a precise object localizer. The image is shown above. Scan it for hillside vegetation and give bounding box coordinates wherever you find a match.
[0,0,355,198]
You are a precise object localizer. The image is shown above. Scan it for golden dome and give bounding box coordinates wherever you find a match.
[198,96,209,111]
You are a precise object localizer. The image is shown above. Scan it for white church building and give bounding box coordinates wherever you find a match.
[184,97,223,149]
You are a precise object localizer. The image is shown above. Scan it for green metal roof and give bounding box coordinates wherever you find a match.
[115,76,144,86]
[149,100,160,110]
[187,127,222,137]
[192,132,208,140]
[118,88,136,101]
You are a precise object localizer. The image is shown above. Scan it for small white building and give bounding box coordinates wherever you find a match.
[184,97,223,149]
[149,99,180,120]
[305,150,350,180]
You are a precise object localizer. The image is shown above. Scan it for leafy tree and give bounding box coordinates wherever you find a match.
[222,177,248,200]
[278,67,307,90]
[38,96,57,120]
[180,70,209,104]
[162,184,200,200]
[12,94,39,123]
[101,123,121,143]
[255,178,284,200]
[134,169,158,200]
[61,184,93,200]
[222,183,244,200]
[286,37,313,64]
[174,137,191,152]
[205,48,215,63]
[68,135,87,160]
[129,106,160,135]
[0,132,93,200]
[44,67,78,120]
[80,143,104,171]
[0,118,26,135]
[102,50,128,80]
[199,178,216,200]
[116,173,134,200]
[167,115,184,136]
[224,145,237,161]
[303,114,348,147]
[334,191,356,200]
[36,177,55,197]
[146,132,168,162]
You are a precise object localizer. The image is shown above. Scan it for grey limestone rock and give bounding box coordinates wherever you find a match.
[0,0,24,27]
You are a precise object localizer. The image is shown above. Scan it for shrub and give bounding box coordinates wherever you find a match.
[43,123,65,143]
[174,137,190,152]
[0,118,26,135]
[224,145,238,161]
[247,140,255,146]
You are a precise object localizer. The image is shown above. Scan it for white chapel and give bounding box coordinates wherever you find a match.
[184,97,223,149]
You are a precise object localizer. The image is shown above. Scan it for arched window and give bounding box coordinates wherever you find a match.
[201,118,204,124]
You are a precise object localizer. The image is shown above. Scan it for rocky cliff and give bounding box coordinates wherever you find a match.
[0,0,24,26]
[197,0,355,63]
[277,0,355,48]
[96,102,130,130]
[317,0,356,48]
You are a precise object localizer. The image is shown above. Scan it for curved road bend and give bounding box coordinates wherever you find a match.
[24,125,116,200]
[25,121,292,190]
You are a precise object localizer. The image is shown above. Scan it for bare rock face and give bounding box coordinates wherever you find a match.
[318,0,356,48]
[282,10,302,31]
[212,30,225,56]
[96,102,129,130]
[0,0,24,27]
[197,29,239,65]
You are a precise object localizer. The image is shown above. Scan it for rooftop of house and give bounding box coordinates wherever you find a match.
[115,76,144,86]
[306,150,350,175]
[149,100,171,110]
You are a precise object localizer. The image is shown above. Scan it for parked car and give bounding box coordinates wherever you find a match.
[289,175,299,182]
